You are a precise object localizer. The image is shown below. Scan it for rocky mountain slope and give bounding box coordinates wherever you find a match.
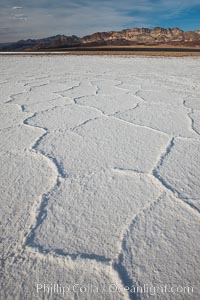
[1,27,200,51]
[82,27,200,46]
[0,35,80,51]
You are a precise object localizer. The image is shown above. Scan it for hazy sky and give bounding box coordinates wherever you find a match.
[0,0,200,42]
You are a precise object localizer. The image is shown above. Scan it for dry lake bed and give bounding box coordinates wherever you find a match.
[0,55,200,300]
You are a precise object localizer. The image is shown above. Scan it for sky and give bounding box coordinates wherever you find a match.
[0,0,200,43]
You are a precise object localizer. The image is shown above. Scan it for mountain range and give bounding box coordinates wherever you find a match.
[1,27,200,51]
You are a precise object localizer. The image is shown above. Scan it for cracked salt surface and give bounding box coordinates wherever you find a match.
[121,193,200,300]
[116,102,196,137]
[75,94,139,115]
[184,97,200,111]
[0,104,29,130]
[32,171,163,258]
[30,116,169,180]
[156,138,200,209]
[190,110,200,135]
[0,55,200,300]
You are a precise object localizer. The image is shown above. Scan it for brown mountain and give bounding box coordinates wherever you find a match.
[1,27,200,51]
[81,27,200,46]
[0,35,80,51]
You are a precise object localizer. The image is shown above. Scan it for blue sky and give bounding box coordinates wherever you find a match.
[0,0,200,42]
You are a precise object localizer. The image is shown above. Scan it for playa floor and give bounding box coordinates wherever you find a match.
[0,55,200,300]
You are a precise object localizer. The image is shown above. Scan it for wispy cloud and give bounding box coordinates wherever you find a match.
[12,6,23,10]
[0,0,200,42]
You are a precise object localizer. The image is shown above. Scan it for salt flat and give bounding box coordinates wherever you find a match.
[0,55,200,300]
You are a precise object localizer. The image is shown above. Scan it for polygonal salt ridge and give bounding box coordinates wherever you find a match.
[0,104,30,130]
[26,104,102,132]
[116,83,141,95]
[11,81,80,106]
[91,79,135,96]
[10,90,58,106]
[0,125,44,153]
[1,252,128,300]
[184,96,200,111]
[21,78,49,87]
[0,151,57,257]
[121,193,200,300]
[155,137,200,202]
[61,80,97,99]
[34,116,170,178]
[137,88,184,106]
[30,81,80,93]
[115,102,196,138]
[0,103,24,115]
[31,169,163,259]
[75,94,139,115]
[190,110,200,136]
[0,81,28,104]
[20,80,78,113]
[21,97,73,114]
